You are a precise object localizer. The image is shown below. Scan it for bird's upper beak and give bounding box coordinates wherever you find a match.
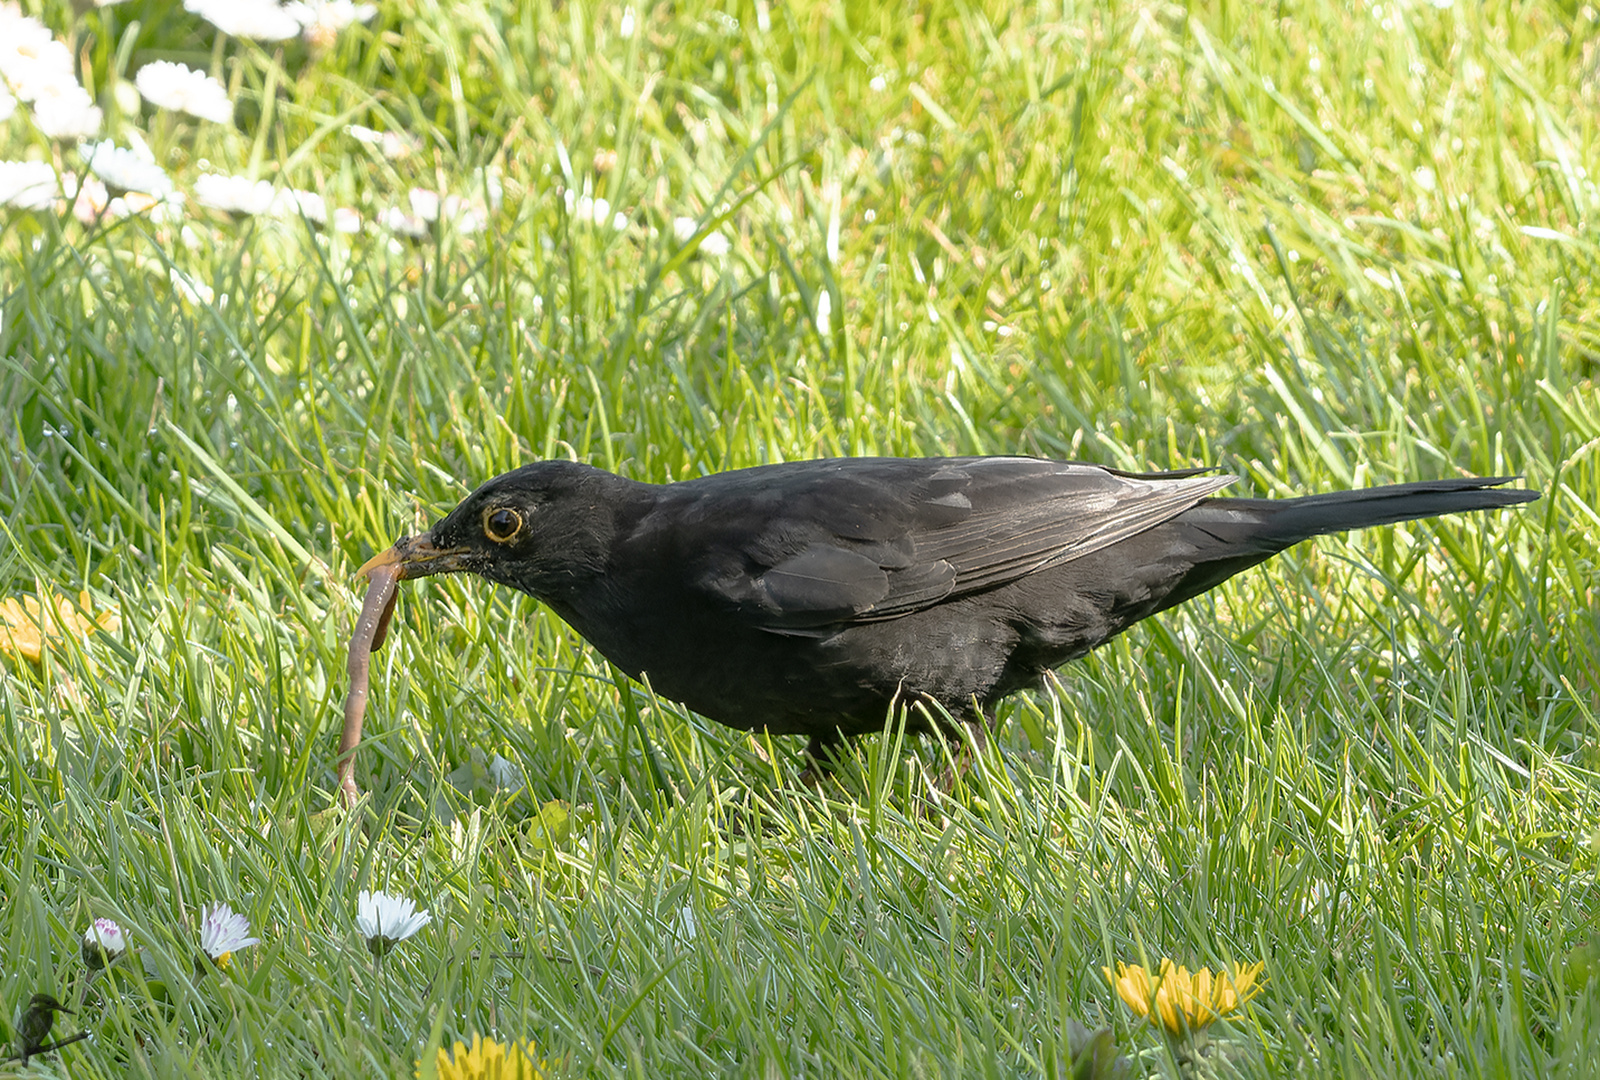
[357,534,473,581]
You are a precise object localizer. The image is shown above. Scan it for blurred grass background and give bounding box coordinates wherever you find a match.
[1,0,1597,1075]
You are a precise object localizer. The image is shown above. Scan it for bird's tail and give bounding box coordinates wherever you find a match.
[1217,477,1540,548]
[1152,476,1538,613]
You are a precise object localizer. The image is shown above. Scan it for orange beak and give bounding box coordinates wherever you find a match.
[357,535,473,581]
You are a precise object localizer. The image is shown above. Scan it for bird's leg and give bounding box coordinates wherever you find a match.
[797,731,847,786]
[936,707,994,792]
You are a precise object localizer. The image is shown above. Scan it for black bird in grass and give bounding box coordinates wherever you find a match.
[11,993,74,1065]
[358,457,1537,775]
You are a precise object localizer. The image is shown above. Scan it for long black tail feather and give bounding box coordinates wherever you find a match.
[1218,476,1539,548]
[1153,476,1538,614]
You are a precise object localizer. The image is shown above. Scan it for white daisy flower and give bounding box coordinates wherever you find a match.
[118,190,186,224]
[285,0,376,49]
[184,0,302,41]
[79,139,172,196]
[565,190,623,229]
[194,172,276,215]
[673,217,731,256]
[169,266,215,306]
[346,123,413,159]
[376,205,429,237]
[405,188,488,233]
[268,187,327,223]
[0,17,75,103]
[356,889,431,956]
[332,206,361,233]
[0,12,105,137]
[82,917,129,970]
[5,57,77,103]
[0,160,58,210]
[11,61,80,104]
[408,187,441,222]
[66,173,110,223]
[61,173,179,224]
[134,62,232,124]
[0,8,55,63]
[30,84,104,140]
[199,902,260,969]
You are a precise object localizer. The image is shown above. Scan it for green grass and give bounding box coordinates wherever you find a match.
[1,0,1597,1075]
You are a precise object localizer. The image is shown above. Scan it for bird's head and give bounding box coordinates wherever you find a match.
[26,994,70,1015]
[357,460,630,600]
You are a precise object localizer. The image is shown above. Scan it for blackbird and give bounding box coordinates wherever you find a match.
[12,993,71,1065]
[358,457,1537,771]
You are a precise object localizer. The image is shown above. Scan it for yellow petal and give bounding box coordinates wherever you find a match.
[1153,986,1184,1034]
[433,1034,544,1080]
[0,624,43,662]
[1106,963,1148,1018]
[1189,967,1214,1024]
[1215,971,1238,1012]
[1230,961,1266,1006]
[1106,957,1261,1035]
[0,589,116,662]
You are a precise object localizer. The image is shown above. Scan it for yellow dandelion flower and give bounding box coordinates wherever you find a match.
[1103,959,1265,1036]
[0,590,118,663]
[432,1034,545,1080]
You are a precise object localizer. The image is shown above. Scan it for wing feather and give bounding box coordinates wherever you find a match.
[684,458,1234,631]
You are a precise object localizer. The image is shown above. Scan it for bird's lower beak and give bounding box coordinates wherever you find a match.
[357,535,472,581]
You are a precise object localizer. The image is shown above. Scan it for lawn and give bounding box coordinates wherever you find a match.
[1,0,1597,1076]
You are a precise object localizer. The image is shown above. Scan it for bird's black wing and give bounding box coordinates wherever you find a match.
[681,458,1235,633]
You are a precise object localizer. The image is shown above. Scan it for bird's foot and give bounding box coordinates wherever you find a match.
[933,715,991,794]
[797,733,847,787]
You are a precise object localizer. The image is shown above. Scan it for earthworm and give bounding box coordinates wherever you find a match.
[337,566,400,802]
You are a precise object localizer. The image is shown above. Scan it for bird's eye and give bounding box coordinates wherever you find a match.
[483,507,523,543]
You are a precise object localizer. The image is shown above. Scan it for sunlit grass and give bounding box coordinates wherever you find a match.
[1,0,1597,1075]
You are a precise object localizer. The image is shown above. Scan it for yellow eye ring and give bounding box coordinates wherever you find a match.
[483,507,522,543]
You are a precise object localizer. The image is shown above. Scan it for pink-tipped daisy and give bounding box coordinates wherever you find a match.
[199,902,260,970]
[82,917,128,970]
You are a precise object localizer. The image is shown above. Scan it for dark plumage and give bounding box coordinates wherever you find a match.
[359,457,1537,770]
[13,994,70,1065]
